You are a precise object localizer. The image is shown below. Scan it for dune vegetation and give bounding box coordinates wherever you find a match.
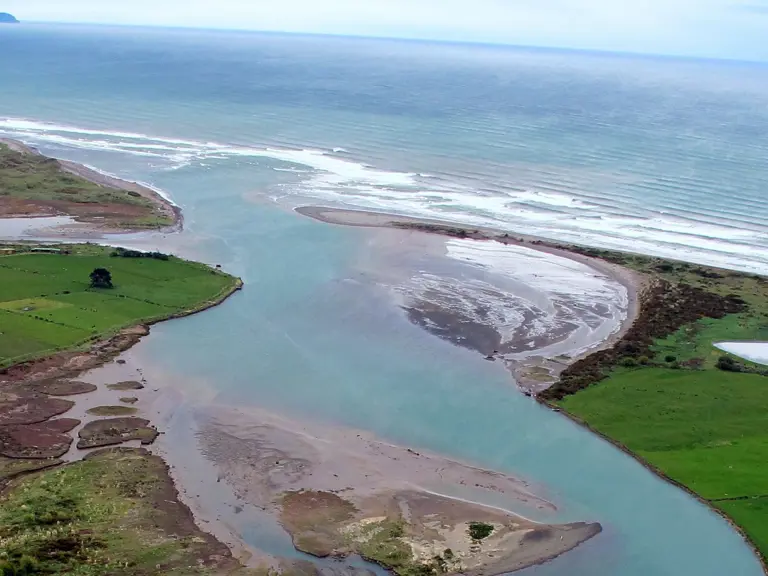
[0,143,174,229]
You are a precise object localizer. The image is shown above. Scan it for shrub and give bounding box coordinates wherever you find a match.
[717,356,742,372]
[89,268,113,289]
[111,247,169,261]
[620,357,638,368]
[467,522,494,541]
[665,355,677,363]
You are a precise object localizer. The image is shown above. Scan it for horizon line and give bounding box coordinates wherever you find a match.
[8,20,768,67]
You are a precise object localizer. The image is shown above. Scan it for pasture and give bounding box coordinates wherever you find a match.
[0,244,238,366]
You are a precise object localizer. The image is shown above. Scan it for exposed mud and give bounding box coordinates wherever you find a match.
[107,380,145,391]
[0,386,74,425]
[0,418,79,458]
[32,380,98,396]
[77,416,159,449]
[86,405,138,417]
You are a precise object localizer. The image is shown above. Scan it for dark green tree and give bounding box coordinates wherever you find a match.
[89,268,113,289]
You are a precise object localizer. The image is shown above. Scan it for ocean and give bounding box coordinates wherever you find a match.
[1,23,766,575]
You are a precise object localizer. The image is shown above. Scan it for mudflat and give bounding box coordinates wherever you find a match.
[197,405,602,575]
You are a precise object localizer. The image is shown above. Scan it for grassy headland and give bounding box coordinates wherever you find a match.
[0,142,177,230]
[0,243,239,367]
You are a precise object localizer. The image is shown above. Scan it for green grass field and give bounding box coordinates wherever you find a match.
[0,245,239,366]
[558,269,768,564]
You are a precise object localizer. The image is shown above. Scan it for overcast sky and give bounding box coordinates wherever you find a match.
[4,0,768,60]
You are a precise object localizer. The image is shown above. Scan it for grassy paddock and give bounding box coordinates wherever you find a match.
[0,244,240,367]
[554,252,768,566]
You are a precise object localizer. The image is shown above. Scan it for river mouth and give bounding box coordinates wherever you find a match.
[66,216,630,571]
[7,190,762,575]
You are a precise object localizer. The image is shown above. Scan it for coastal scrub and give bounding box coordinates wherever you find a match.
[0,448,238,575]
[0,143,176,230]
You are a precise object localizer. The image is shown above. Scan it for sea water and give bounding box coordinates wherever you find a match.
[0,24,766,575]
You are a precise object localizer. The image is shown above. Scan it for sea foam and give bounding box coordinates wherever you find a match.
[2,116,767,275]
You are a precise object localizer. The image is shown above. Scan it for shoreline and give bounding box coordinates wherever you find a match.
[295,205,644,394]
[0,137,183,234]
[0,252,246,565]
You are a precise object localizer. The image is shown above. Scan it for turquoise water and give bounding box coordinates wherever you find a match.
[1,24,766,575]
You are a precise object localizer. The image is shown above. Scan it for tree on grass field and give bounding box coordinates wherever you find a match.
[89,268,113,289]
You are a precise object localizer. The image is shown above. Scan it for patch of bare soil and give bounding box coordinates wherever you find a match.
[32,379,98,396]
[280,491,358,557]
[86,405,138,417]
[0,386,74,425]
[0,418,79,458]
[107,380,145,391]
[77,417,159,449]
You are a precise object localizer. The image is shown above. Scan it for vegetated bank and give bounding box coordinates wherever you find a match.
[0,243,240,367]
[0,243,249,575]
[537,245,768,571]
[0,140,179,230]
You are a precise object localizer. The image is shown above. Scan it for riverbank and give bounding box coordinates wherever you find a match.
[0,244,246,574]
[295,204,768,573]
[0,138,181,233]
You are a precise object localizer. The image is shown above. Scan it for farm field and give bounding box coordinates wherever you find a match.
[556,258,768,565]
[0,244,239,366]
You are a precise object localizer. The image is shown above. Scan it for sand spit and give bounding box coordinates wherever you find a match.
[0,137,182,234]
[197,405,602,574]
[296,206,642,394]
